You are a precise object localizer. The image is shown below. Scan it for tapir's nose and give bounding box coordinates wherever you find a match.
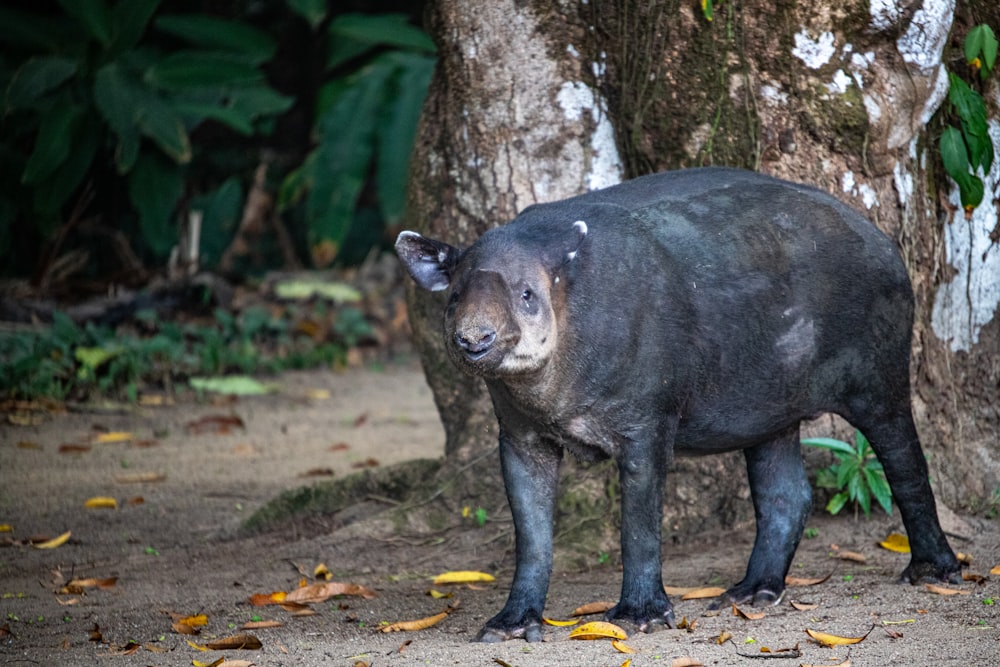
[455,327,496,359]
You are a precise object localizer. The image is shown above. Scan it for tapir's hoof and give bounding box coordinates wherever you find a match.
[900,558,962,585]
[473,616,543,643]
[605,599,677,632]
[708,583,785,610]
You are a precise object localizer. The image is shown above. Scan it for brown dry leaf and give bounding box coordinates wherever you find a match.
[285,581,377,603]
[55,597,79,606]
[785,571,833,587]
[612,639,636,653]
[88,623,104,642]
[329,443,351,452]
[61,577,117,594]
[32,530,72,549]
[878,533,910,553]
[84,496,118,509]
[396,639,413,653]
[192,658,225,667]
[299,468,335,478]
[172,621,199,635]
[248,591,286,606]
[663,585,698,595]
[352,413,369,428]
[93,431,133,444]
[671,658,704,667]
[716,630,733,645]
[283,604,316,616]
[806,626,873,647]
[790,600,819,611]
[59,444,92,454]
[802,660,850,667]
[0,623,10,639]
[114,471,166,484]
[218,661,258,667]
[571,601,616,616]
[924,583,970,596]
[241,620,283,630]
[732,603,765,620]
[379,603,458,633]
[432,571,495,585]
[680,586,726,600]
[962,572,987,584]
[127,496,145,506]
[351,457,380,469]
[956,552,973,565]
[991,564,1000,576]
[836,550,866,563]
[109,641,141,655]
[568,621,628,640]
[203,634,263,650]
[185,415,245,435]
[144,643,169,652]
[542,617,579,627]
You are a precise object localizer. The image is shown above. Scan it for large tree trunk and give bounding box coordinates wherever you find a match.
[406,0,1000,537]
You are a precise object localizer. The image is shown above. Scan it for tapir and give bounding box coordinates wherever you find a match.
[395,167,960,642]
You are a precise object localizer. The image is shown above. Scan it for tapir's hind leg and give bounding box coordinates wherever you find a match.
[849,408,960,583]
[712,426,811,608]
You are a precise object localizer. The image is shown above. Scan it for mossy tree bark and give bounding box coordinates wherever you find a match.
[406,0,1000,544]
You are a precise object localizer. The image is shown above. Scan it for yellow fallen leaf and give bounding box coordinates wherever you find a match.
[32,531,71,549]
[805,626,872,647]
[432,570,494,585]
[114,471,166,483]
[314,563,332,580]
[620,661,632,667]
[178,614,208,628]
[924,583,970,596]
[248,591,286,606]
[380,604,458,632]
[0,524,12,532]
[571,601,616,616]
[716,630,733,644]
[956,552,973,565]
[60,577,117,593]
[187,639,210,652]
[427,589,453,599]
[680,586,726,600]
[192,658,224,667]
[879,533,910,553]
[612,639,636,653]
[94,431,133,444]
[568,621,628,640]
[990,564,1000,576]
[542,617,579,627]
[84,496,118,509]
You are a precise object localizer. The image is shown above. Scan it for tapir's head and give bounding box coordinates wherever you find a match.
[395,220,588,378]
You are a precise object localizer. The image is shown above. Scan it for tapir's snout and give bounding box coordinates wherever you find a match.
[455,327,497,360]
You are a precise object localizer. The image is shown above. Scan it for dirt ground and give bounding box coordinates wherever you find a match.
[1,360,998,666]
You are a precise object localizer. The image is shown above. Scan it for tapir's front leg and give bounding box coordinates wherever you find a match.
[605,418,677,631]
[475,430,562,642]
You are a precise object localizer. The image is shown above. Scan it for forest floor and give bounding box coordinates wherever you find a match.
[1,360,998,667]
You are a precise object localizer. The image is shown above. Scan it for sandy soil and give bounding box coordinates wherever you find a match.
[1,361,998,666]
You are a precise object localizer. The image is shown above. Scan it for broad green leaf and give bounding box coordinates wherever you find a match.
[127,153,183,258]
[306,60,394,266]
[330,13,435,52]
[22,102,85,184]
[939,125,971,187]
[965,24,998,74]
[864,467,893,515]
[144,51,265,91]
[287,0,327,29]
[947,74,987,130]
[108,0,159,57]
[190,177,243,266]
[5,57,78,109]
[154,15,277,63]
[93,63,143,172]
[0,8,76,51]
[189,375,278,395]
[224,85,295,119]
[170,99,254,135]
[801,437,857,457]
[135,90,192,163]
[376,52,434,224]
[75,345,123,371]
[32,111,99,214]
[826,491,848,516]
[853,474,871,516]
[273,279,362,302]
[958,176,985,211]
[57,0,113,48]
[837,457,859,491]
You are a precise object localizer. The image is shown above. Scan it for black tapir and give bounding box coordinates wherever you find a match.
[395,167,960,642]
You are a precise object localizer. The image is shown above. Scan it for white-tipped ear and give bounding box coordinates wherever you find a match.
[395,231,460,291]
[566,220,588,261]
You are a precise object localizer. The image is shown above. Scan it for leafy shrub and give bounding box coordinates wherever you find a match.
[803,430,892,519]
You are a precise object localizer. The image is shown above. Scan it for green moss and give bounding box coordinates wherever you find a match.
[801,81,870,156]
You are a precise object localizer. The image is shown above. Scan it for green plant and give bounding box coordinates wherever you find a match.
[803,430,892,519]
[939,24,996,214]
[278,12,436,267]
[0,1,292,267]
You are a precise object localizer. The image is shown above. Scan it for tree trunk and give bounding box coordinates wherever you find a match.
[406,0,1000,539]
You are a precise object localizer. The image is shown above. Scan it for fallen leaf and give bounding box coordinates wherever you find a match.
[991,565,1000,576]
[109,640,141,655]
[543,617,579,627]
[396,639,413,653]
[962,572,986,584]
[178,614,209,628]
[190,376,277,396]
[353,413,369,427]
[924,583,970,596]
[61,577,117,594]
[84,496,118,510]
[790,600,819,611]
[299,468,335,478]
[836,550,866,563]
[32,531,72,549]
[351,457,380,469]
[0,524,12,533]
[192,658,224,667]
[305,388,331,400]
[732,603,765,620]
[716,630,733,644]
[217,661,257,667]
[878,533,910,553]
[204,634,262,650]
[173,622,199,635]
[127,496,145,506]
[93,431,132,444]
[144,643,169,653]
[785,571,833,586]
[59,444,92,454]
[801,660,850,667]
[571,601,616,616]
[620,661,632,667]
[248,591,286,606]
[427,589,453,599]
[114,471,166,483]
[956,552,973,565]
[806,626,873,647]
[432,570,495,585]
[663,585,698,595]
[568,621,628,640]
[185,414,245,435]
[329,443,351,452]
[314,563,332,580]
[241,620,283,630]
[285,582,377,603]
[881,619,915,625]
[680,586,727,600]
[380,603,458,632]
[88,623,103,642]
[612,639,636,653]
[671,658,703,667]
[677,616,697,631]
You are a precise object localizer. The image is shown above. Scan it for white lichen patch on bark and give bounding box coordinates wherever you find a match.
[556,81,622,191]
[792,30,836,69]
[932,120,1000,352]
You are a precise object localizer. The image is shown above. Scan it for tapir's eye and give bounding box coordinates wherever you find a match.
[521,289,533,303]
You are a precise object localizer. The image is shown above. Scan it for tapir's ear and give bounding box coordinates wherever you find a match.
[548,220,588,268]
[395,231,460,292]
